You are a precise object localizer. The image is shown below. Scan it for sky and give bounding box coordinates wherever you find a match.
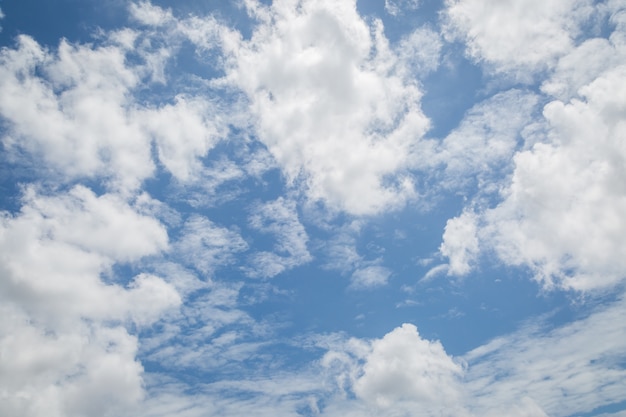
[0,0,625,416]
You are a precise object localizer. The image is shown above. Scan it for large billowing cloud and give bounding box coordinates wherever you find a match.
[213,0,436,215]
[440,1,626,292]
[0,186,179,417]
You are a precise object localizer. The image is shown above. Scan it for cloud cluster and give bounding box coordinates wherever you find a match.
[0,186,179,417]
[441,1,626,292]
[0,0,625,416]
[215,0,434,215]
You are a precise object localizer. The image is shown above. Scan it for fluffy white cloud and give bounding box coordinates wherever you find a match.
[216,0,430,215]
[480,65,626,291]
[0,186,174,324]
[0,36,152,192]
[130,1,174,27]
[440,210,479,276]
[0,308,145,417]
[443,0,596,78]
[0,29,230,192]
[353,323,463,411]
[438,5,626,291]
[139,96,228,182]
[0,186,180,417]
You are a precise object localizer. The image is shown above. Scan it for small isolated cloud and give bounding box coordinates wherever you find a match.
[350,265,392,289]
[440,210,479,276]
[322,224,393,290]
[420,264,449,282]
[129,1,174,26]
[385,0,420,16]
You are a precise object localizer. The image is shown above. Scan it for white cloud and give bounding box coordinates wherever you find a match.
[385,0,420,17]
[139,96,228,182]
[349,265,392,289]
[436,89,539,189]
[354,323,463,411]
[480,64,626,291]
[420,263,449,282]
[0,36,155,193]
[437,6,626,291]
[396,27,443,76]
[217,0,430,215]
[20,185,168,262]
[0,186,180,417]
[129,1,174,27]
[246,197,312,278]
[0,309,146,417]
[0,29,231,193]
[321,222,394,289]
[443,0,596,78]
[173,215,248,276]
[440,210,479,276]
[465,293,626,417]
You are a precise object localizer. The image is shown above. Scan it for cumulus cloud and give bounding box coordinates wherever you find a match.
[139,96,228,182]
[479,66,626,291]
[0,36,152,192]
[0,186,180,417]
[443,0,596,78]
[215,0,430,215]
[440,210,479,276]
[0,29,229,193]
[130,1,175,27]
[354,323,463,410]
[2,0,625,416]
[438,4,626,291]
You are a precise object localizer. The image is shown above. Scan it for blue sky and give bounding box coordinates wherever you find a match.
[1,1,626,416]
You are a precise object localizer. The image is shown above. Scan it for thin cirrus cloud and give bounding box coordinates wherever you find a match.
[0,0,625,417]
